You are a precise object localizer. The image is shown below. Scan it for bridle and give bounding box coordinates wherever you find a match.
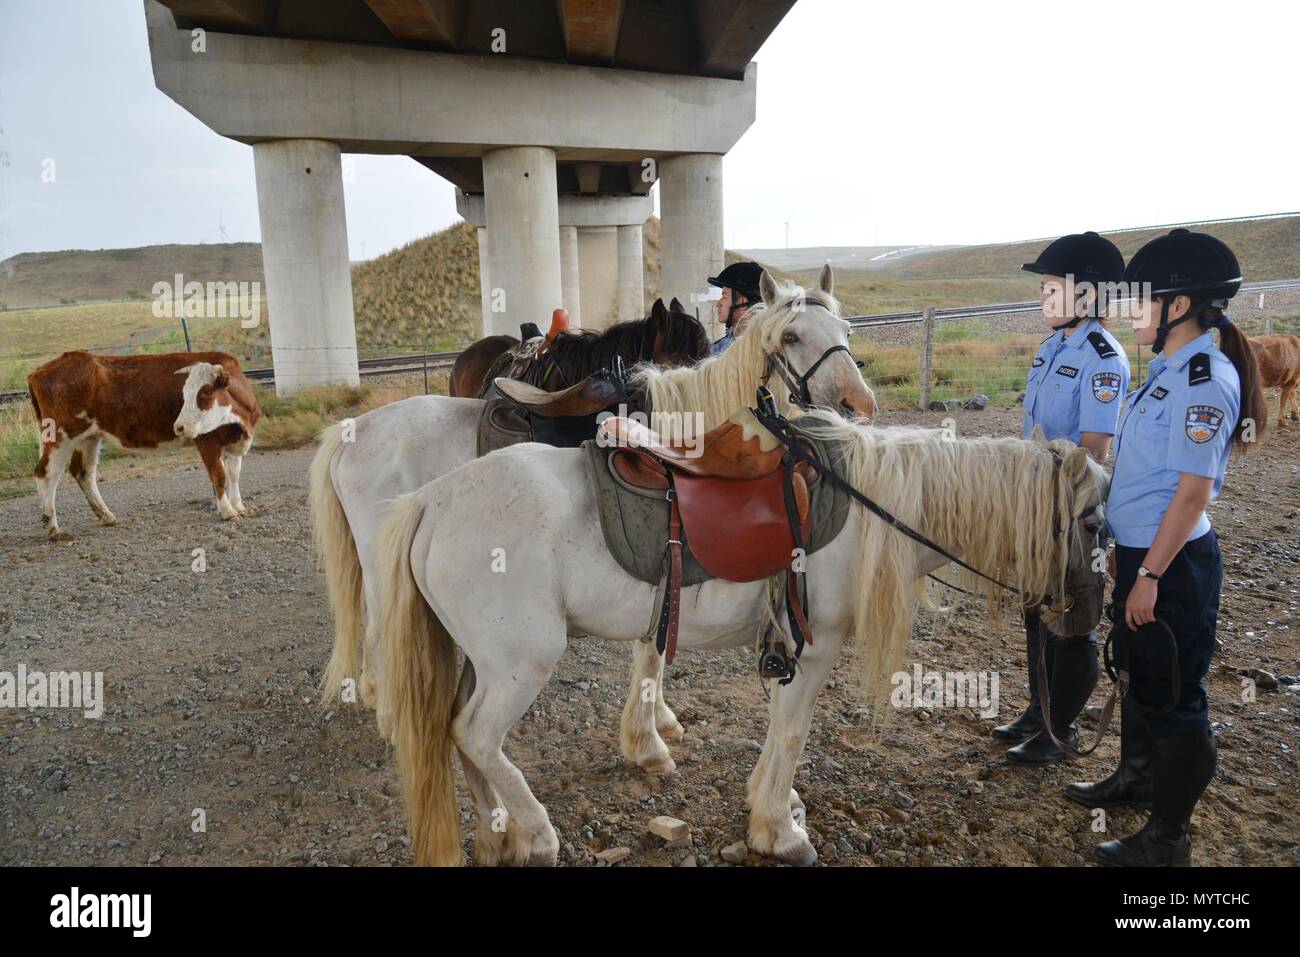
[760,296,863,410]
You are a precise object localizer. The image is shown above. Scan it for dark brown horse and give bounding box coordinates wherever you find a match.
[449,298,707,398]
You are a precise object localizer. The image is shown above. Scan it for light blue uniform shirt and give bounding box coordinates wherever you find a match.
[1022,319,1130,444]
[1105,332,1240,548]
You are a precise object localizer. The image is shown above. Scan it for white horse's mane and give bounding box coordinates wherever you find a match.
[630,278,841,432]
[792,409,1104,719]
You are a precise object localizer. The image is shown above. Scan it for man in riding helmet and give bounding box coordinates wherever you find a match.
[707,261,764,354]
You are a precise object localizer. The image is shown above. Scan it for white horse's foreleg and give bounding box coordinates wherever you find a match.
[451,627,565,867]
[620,639,676,774]
[654,650,684,740]
[745,633,842,866]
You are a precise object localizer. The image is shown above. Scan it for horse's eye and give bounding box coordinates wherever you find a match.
[781,331,799,345]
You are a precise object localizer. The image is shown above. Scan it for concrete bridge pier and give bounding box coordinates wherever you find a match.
[251,139,359,394]
[617,224,645,323]
[558,225,582,328]
[659,153,725,337]
[482,147,563,339]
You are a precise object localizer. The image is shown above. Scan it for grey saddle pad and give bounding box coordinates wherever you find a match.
[476,397,533,458]
[584,426,851,588]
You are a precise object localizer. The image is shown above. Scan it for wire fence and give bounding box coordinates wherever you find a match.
[845,282,1300,410]
[4,281,1300,410]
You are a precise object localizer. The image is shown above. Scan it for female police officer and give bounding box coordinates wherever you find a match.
[1067,229,1266,866]
[995,232,1130,764]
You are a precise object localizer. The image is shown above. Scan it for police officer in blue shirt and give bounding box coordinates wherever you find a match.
[995,232,1130,765]
[1067,229,1267,867]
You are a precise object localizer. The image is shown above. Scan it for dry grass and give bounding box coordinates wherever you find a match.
[0,378,432,496]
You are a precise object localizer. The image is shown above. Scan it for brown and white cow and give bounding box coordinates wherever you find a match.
[1249,334,1300,428]
[27,351,262,539]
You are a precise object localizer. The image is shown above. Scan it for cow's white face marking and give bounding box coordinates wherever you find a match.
[174,363,242,439]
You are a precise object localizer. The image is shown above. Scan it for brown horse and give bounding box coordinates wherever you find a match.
[449,298,706,398]
[1249,334,1300,427]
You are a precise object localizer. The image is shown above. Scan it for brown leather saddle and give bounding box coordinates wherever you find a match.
[598,408,817,670]
[478,362,628,455]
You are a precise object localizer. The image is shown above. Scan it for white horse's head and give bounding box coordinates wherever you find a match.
[750,265,877,420]
[1035,435,1110,640]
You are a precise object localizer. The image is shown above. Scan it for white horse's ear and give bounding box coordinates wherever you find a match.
[1063,445,1090,481]
[819,263,834,295]
[759,269,780,307]
[1029,424,1048,445]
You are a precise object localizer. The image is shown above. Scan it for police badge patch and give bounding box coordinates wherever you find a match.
[1091,372,1120,403]
[1185,405,1225,443]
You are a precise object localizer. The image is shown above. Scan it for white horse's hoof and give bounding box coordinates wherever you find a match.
[99,512,117,526]
[639,755,676,776]
[657,717,685,741]
[774,836,818,867]
[47,527,73,542]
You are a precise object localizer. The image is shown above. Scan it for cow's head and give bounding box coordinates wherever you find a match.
[174,362,243,439]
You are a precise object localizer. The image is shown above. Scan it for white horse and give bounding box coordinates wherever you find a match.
[311,267,876,762]
[374,410,1109,866]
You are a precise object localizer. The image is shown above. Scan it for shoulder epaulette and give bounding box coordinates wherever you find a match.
[1087,331,1117,359]
[1188,353,1212,385]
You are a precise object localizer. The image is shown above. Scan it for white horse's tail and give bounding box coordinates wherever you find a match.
[378,494,461,866]
[311,423,365,707]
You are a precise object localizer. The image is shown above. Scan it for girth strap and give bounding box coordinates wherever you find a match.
[654,478,685,664]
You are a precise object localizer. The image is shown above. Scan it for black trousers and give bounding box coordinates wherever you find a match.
[1111,530,1222,737]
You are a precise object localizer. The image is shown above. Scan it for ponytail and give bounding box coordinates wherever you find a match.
[1194,303,1267,451]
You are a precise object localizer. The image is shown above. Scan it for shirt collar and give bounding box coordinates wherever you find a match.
[1062,318,1100,350]
[1163,331,1216,372]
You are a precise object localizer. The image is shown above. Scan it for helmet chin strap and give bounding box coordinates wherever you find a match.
[1151,298,1196,354]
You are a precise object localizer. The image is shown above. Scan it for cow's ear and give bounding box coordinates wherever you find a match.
[213,371,230,389]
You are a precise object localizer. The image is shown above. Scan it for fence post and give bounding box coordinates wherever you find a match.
[918,306,936,411]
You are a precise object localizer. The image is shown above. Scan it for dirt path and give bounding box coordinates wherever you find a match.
[1,411,1296,866]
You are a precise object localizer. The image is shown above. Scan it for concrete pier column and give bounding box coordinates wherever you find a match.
[252,139,358,393]
[558,225,582,328]
[475,227,493,336]
[577,226,619,330]
[482,146,563,338]
[658,153,725,336]
[616,224,645,320]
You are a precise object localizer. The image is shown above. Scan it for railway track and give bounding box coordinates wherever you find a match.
[5,279,1299,404]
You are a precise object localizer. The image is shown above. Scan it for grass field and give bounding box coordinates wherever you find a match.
[0,377,437,497]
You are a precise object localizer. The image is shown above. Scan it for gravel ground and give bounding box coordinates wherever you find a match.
[1,408,1297,867]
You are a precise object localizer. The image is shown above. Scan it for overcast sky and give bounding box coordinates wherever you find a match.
[2,0,1297,261]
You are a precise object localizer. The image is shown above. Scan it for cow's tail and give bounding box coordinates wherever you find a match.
[379,493,461,866]
[311,422,365,708]
[27,375,49,478]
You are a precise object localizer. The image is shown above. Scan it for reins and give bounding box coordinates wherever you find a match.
[752,391,1121,755]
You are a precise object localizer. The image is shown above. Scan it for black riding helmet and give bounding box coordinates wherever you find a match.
[1023,231,1125,329]
[708,261,764,303]
[1124,228,1242,353]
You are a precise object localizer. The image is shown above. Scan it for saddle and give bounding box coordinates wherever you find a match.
[596,403,823,673]
[477,361,628,455]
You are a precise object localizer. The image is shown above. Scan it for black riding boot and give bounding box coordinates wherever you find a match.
[1065,700,1153,808]
[992,618,1051,743]
[1094,727,1216,867]
[1006,635,1098,765]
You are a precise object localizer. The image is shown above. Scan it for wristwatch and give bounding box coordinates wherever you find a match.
[1137,565,1162,582]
